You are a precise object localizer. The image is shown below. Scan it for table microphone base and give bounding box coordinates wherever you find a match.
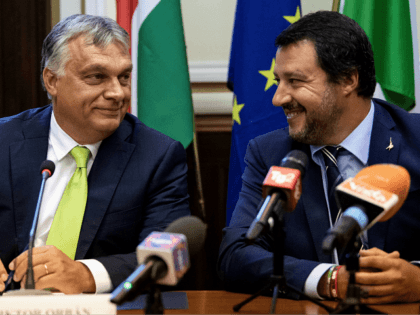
[3,289,53,296]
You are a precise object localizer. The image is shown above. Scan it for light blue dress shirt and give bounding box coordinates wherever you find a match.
[303,101,375,299]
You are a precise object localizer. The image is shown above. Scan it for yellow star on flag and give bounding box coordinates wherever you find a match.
[232,96,245,125]
[259,59,278,91]
[283,6,301,24]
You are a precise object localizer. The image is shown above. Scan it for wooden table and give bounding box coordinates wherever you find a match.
[118,290,420,314]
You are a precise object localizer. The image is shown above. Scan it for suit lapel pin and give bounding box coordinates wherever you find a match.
[386,137,394,151]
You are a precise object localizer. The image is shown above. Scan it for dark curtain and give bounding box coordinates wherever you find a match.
[0,0,51,118]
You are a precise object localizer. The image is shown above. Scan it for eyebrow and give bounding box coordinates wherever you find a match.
[81,64,133,75]
[282,70,308,78]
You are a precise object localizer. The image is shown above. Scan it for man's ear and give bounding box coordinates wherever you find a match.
[341,69,359,96]
[43,67,58,98]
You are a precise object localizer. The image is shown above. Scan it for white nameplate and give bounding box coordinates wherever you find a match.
[0,293,116,314]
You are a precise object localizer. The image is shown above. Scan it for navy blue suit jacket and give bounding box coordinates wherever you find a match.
[218,99,420,297]
[0,105,190,289]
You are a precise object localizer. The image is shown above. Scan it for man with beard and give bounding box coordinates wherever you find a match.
[218,11,420,304]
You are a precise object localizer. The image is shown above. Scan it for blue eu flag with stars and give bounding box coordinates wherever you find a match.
[226,0,302,225]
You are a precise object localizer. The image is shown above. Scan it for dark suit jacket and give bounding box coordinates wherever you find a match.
[218,99,420,297]
[0,105,190,289]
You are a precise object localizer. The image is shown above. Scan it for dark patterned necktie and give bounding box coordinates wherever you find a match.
[322,146,344,223]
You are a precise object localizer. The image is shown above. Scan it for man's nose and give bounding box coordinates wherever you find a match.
[272,81,292,108]
[104,78,125,102]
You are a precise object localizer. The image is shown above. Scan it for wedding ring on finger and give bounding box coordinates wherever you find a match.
[44,264,49,276]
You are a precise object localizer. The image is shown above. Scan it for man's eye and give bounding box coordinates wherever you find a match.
[93,74,105,80]
[289,78,302,84]
[87,74,104,81]
[119,74,131,84]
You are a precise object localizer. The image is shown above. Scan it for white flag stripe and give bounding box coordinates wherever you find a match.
[131,0,161,117]
[409,0,420,112]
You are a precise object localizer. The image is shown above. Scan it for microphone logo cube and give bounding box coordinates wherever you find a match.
[336,178,399,227]
[137,232,190,285]
[262,166,302,212]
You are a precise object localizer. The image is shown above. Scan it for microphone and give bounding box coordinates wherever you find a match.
[26,161,55,290]
[322,164,410,254]
[4,161,55,296]
[246,150,308,241]
[110,216,207,305]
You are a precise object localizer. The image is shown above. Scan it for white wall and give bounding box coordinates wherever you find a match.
[56,0,420,113]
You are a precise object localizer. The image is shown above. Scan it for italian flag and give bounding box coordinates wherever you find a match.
[117,0,194,148]
[339,0,419,112]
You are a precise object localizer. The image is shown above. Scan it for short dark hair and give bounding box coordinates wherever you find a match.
[275,11,376,98]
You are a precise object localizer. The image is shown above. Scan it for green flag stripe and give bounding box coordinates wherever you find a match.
[137,0,194,148]
[342,0,415,110]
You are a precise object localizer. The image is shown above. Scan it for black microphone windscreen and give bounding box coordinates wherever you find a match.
[281,150,308,177]
[40,160,55,176]
[164,216,207,256]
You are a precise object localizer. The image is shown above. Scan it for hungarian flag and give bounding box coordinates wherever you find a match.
[117,0,194,148]
[226,0,302,225]
[340,0,418,111]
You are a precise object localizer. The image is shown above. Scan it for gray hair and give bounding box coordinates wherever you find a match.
[41,14,130,99]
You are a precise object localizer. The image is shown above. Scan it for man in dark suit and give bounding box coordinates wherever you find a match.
[218,11,420,304]
[0,14,190,294]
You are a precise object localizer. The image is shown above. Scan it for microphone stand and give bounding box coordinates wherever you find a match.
[233,201,333,314]
[144,262,164,314]
[4,170,52,296]
[331,237,381,314]
[145,284,164,315]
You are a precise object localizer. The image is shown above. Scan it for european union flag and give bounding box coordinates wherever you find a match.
[226,0,302,225]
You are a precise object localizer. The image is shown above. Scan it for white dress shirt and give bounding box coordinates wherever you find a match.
[34,112,112,293]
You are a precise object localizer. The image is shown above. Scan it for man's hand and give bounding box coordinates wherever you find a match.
[318,248,401,300]
[0,259,8,292]
[356,247,420,304]
[9,245,96,294]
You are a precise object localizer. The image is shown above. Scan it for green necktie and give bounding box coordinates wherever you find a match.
[46,146,90,260]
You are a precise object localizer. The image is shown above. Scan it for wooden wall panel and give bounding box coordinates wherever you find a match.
[0,0,51,118]
[179,114,232,290]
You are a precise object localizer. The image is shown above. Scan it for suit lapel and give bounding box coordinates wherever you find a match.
[366,101,400,250]
[300,100,400,260]
[10,106,51,251]
[76,120,135,259]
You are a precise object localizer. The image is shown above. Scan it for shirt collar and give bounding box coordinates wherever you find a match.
[49,111,102,161]
[310,100,375,165]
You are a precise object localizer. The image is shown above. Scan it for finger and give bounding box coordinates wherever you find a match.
[361,294,399,305]
[362,284,395,297]
[0,259,7,276]
[0,259,7,291]
[34,264,52,283]
[359,247,388,257]
[356,270,396,285]
[387,251,400,259]
[9,246,53,270]
[13,251,52,282]
[359,256,396,271]
[34,274,59,292]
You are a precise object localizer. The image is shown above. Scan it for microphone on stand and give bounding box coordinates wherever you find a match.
[110,216,207,305]
[246,150,308,241]
[4,160,55,296]
[322,164,410,254]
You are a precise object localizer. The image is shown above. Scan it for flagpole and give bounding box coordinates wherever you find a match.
[332,0,340,11]
[192,126,206,221]
[409,0,420,113]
